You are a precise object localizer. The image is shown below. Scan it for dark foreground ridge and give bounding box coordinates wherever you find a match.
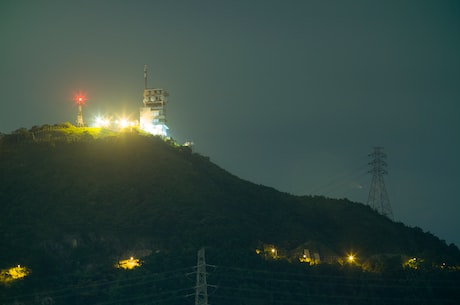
[1,124,459,305]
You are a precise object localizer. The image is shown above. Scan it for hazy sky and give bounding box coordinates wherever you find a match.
[1,0,459,247]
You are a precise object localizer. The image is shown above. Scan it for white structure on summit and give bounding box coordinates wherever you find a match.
[139,65,169,136]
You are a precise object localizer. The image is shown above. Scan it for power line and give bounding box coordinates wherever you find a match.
[3,262,458,305]
[1,266,194,302]
[308,164,368,196]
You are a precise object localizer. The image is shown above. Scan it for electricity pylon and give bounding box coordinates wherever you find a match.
[367,147,393,219]
[195,248,208,305]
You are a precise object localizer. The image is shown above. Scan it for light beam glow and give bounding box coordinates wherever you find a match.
[116,257,141,270]
[0,265,30,283]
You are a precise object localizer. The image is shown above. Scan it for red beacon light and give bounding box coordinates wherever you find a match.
[74,93,87,105]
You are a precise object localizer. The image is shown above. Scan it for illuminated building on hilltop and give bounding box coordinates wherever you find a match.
[139,65,169,136]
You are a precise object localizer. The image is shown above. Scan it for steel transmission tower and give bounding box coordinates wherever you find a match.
[367,147,393,219]
[195,248,208,305]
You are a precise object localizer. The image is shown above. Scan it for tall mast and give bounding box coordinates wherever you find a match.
[144,64,147,90]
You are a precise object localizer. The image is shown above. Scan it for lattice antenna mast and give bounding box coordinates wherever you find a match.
[144,64,147,90]
[76,104,84,127]
[367,147,393,219]
[195,248,208,305]
[74,93,86,127]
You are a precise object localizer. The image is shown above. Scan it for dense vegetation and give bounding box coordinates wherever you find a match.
[1,124,459,304]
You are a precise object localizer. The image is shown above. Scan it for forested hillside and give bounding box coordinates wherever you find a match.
[1,124,459,305]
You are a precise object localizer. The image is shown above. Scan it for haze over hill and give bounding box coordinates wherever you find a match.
[0,125,459,304]
[2,0,459,250]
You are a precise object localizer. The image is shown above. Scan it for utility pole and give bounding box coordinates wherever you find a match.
[367,147,393,219]
[195,248,208,305]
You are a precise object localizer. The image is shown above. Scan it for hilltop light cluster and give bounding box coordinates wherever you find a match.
[74,65,169,137]
[93,115,138,130]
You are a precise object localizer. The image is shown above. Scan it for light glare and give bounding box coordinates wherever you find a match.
[116,257,141,270]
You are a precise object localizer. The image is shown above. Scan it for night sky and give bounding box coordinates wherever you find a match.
[1,1,459,247]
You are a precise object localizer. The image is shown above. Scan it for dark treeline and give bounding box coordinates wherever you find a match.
[2,249,460,305]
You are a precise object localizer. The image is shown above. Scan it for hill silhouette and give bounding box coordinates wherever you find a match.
[1,124,459,304]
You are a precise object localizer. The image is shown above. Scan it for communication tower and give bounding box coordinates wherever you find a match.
[367,147,393,219]
[74,93,86,127]
[139,65,169,136]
